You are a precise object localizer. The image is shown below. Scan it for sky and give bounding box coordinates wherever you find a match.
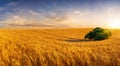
[0,0,120,28]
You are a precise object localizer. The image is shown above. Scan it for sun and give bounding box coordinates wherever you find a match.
[108,19,120,29]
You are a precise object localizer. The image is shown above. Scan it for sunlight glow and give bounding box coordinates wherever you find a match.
[108,19,120,29]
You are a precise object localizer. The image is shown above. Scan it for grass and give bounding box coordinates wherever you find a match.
[0,28,119,66]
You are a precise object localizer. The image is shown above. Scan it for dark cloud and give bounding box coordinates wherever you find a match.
[8,23,55,27]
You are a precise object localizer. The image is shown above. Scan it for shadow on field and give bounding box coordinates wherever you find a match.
[65,38,92,42]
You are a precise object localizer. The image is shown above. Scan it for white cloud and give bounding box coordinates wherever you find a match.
[0,7,5,11]
[73,11,81,14]
[49,12,56,17]
[5,15,55,27]
[28,10,40,16]
[6,16,26,25]
[107,8,112,14]
[8,2,17,6]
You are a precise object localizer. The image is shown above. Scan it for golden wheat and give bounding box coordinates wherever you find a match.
[0,28,119,66]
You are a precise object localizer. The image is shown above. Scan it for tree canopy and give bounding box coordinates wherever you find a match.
[85,27,112,40]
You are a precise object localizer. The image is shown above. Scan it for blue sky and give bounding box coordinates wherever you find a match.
[0,0,120,28]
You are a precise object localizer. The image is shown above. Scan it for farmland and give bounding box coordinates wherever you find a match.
[0,28,119,66]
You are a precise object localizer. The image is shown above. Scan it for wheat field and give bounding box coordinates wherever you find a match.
[0,28,119,66]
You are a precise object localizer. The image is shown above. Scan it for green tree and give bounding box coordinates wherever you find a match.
[84,27,112,40]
